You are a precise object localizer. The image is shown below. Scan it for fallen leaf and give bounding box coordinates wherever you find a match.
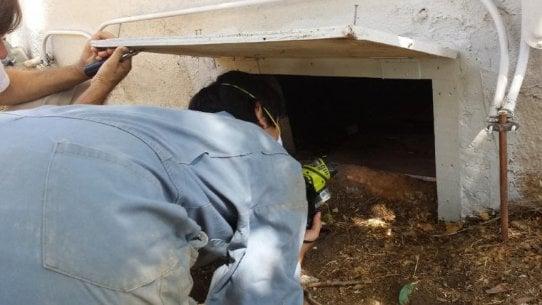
[479,211,491,221]
[353,266,365,276]
[401,260,414,266]
[485,283,510,294]
[511,220,528,231]
[399,282,418,305]
[362,278,374,284]
[515,297,534,305]
[445,222,463,234]
[322,213,334,224]
[352,217,388,228]
[520,242,532,251]
[300,274,320,286]
[417,223,434,232]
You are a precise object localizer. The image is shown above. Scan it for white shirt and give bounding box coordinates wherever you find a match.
[0,63,10,93]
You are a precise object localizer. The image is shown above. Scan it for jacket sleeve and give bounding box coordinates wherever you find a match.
[206,200,307,305]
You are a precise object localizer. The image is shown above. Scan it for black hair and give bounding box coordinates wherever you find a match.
[0,0,22,36]
[189,70,285,126]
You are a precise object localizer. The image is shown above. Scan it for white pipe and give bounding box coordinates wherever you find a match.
[480,0,510,117]
[41,30,92,65]
[41,0,282,65]
[501,32,531,114]
[98,0,283,31]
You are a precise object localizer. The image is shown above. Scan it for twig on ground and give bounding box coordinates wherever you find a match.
[413,255,420,278]
[304,288,324,305]
[509,201,542,212]
[433,204,541,238]
[431,217,500,238]
[364,196,379,206]
[304,280,364,288]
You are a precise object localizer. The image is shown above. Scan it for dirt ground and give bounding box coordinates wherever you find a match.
[191,163,542,305]
[302,164,542,305]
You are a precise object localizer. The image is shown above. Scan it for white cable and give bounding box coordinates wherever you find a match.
[501,29,531,114]
[501,2,534,114]
[98,0,283,31]
[479,0,510,117]
[41,0,283,65]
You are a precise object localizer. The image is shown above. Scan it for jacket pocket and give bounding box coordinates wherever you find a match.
[42,141,193,292]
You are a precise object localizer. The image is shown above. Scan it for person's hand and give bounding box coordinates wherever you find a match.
[92,46,132,91]
[299,212,322,265]
[77,47,132,105]
[76,31,116,78]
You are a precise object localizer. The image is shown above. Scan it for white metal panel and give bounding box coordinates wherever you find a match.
[91,25,458,59]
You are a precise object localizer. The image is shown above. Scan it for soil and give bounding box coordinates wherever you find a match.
[303,164,542,305]
[191,164,542,305]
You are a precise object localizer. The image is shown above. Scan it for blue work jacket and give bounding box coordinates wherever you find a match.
[0,105,306,305]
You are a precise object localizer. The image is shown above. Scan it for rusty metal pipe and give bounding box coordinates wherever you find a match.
[498,112,509,241]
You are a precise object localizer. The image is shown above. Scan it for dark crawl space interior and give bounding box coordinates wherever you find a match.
[276,75,436,180]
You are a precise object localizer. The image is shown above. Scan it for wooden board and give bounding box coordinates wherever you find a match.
[92,25,458,59]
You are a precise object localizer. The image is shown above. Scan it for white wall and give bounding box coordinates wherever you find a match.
[10,0,542,220]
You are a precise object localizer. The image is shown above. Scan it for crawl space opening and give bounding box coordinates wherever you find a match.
[276,75,436,181]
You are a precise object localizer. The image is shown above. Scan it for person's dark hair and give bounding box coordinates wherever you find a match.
[0,0,22,36]
[189,71,285,126]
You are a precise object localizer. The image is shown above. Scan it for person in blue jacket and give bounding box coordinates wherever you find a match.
[0,70,321,305]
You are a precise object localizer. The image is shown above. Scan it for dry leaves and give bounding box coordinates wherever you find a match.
[479,211,491,221]
[485,283,510,294]
[515,297,535,305]
[417,223,434,232]
[445,222,463,234]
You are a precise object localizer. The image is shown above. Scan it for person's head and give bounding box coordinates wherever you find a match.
[189,71,285,141]
[0,0,22,59]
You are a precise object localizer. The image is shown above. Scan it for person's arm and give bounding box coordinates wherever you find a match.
[299,212,322,266]
[300,212,322,305]
[0,31,125,106]
[0,65,87,105]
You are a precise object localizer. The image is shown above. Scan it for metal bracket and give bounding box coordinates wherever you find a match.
[1,58,15,66]
[487,116,520,133]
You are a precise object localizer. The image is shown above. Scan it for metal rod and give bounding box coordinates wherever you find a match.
[498,112,509,242]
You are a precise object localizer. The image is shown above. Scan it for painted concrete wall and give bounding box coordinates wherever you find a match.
[10,0,542,220]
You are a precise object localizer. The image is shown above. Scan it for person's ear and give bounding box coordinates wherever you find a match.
[254,101,270,129]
